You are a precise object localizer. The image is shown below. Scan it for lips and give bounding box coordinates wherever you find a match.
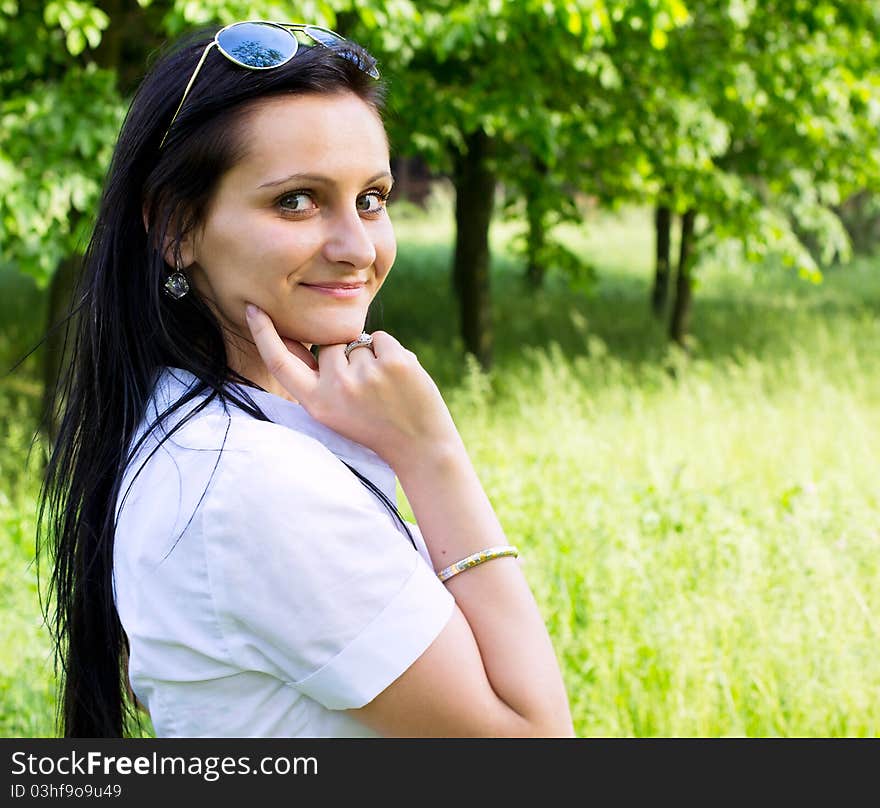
[302,282,365,289]
[301,282,366,298]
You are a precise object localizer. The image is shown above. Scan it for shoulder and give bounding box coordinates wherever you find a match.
[206,411,384,512]
[196,411,404,570]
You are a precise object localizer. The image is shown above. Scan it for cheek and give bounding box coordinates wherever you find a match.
[196,213,255,283]
[199,214,319,286]
[373,222,397,280]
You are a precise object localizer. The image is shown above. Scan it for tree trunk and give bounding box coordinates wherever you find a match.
[94,0,168,93]
[525,199,546,289]
[452,129,496,370]
[525,158,550,290]
[836,189,880,256]
[651,204,672,317]
[94,0,123,67]
[669,209,697,345]
[40,253,81,448]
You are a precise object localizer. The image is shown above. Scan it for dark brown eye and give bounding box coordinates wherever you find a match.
[357,191,387,213]
[279,192,317,212]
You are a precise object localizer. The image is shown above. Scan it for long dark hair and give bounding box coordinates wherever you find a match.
[36,25,411,738]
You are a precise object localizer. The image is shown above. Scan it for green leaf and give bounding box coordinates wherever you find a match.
[84,24,102,49]
[90,7,109,29]
[44,1,60,26]
[650,28,668,50]
[66,27,85,56]
[360,6,378,29]
[669,0,690,26]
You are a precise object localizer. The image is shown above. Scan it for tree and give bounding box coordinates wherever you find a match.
[631,0,880,343]
[491,0,880,344]
[359,0,697,367]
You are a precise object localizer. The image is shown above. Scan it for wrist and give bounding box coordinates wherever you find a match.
[388,431,468,481]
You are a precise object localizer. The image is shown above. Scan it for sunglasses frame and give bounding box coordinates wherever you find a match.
[159,20,379,149]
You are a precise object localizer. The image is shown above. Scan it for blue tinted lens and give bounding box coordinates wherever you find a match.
[217,22,297,68]
[303,25,380,79]
[301,26,342,47]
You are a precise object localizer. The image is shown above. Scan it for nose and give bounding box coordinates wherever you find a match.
[321,208,377,270]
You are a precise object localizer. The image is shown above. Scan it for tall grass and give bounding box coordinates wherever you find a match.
[444,335,880,736]
[2,199,878,736]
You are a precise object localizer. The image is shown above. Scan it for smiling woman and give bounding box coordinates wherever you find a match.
[186,92,396,392]
[37,20,574,739]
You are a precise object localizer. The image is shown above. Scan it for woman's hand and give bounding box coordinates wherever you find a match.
[244,304,461,468]
[246,303,575,738]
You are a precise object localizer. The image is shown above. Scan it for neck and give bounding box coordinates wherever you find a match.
[224,331,309,405]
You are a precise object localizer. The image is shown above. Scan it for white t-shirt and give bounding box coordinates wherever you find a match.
[112,366,455,737]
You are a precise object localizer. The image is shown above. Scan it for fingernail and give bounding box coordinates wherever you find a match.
[246,304,259,318]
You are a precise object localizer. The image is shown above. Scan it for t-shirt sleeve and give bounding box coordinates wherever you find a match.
[202,423,455,710]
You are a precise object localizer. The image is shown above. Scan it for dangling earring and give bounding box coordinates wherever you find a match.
[163,257,190,300]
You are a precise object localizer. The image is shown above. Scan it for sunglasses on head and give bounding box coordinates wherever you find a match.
[159,20,380,148]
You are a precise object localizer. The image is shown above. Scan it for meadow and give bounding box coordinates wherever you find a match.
[2,198,878,737]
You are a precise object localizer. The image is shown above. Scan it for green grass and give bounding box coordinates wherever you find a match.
[3,199,879,736]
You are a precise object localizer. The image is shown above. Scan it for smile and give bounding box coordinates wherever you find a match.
[301,283,365,298]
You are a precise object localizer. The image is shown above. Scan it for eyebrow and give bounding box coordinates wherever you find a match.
[257,171,394,189]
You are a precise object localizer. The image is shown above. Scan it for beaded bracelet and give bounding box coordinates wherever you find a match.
[436,545,520,583]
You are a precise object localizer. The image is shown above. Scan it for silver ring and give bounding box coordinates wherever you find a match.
[344,331,374,359]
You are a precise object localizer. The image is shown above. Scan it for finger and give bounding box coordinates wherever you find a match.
[314,341,349,376]
[245,304,319,401]
[346,341,377,365]
[368,330,405,360]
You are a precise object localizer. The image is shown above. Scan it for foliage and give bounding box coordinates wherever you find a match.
[0,65,122,284]
[1,0,878,300]
[360,1,693,288]
[371,0,880,287]
[586,0,880,279]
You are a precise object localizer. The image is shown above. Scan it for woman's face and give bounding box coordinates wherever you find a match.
[185,90,395,372]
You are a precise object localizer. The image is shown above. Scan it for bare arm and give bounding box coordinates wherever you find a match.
[348,437,574,737]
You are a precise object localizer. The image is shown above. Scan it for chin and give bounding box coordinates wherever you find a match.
[303,323,367,347]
